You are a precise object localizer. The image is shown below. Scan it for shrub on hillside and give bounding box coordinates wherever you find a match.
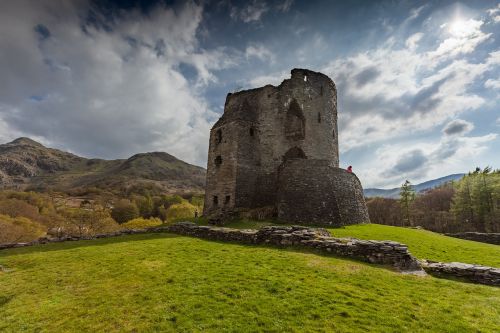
[121,217,162,230]
[165,195,184,206]
[111,200,139,224]
[134,195,154,218]
[0,214,46,244]
[166,201,197,222]
[190,195,204,211]
[0,198,46,223]
[61,208,120,236]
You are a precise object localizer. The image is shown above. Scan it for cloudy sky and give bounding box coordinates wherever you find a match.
[1,0,499,188]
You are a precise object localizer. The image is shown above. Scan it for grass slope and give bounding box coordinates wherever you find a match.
[1,234,499,332]
[201,219,500,268]
[329,224,500,267]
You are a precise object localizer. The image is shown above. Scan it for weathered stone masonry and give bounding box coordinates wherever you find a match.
[445,232,500,245]
[203,69,369,226]
[168,222,422,271]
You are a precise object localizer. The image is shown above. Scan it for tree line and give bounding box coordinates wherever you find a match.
[367,168,500,233]
[0,190,204,244]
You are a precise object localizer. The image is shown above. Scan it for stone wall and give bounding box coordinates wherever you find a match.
[0,228,161,250]
[421,260,500,286]
[277,159,369,226]
[3,222,500,285]
[0,222,419,271]
[168,222,421,271]
[445,232,500,245]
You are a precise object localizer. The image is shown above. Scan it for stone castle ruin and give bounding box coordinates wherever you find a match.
[203,69,369,226]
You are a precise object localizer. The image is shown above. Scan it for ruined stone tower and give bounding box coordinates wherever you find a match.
[203,68,369,226]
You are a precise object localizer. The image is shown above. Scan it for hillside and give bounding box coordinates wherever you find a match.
[364,174,465,198]
[0,227,498,332]
[0,138,206,194]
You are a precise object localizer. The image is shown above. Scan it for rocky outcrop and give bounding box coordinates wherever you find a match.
[421,260,500,286]
[445,232,500,245]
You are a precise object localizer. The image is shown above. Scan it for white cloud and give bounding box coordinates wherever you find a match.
[405,32,424,50]
[428,19,491,63]
[361,132,497,188]
[322,10,497,154]
[230,1,269,23]
[277,0,294,13]
[485,78,500,89]
[247,71,289,88]
[487,4,500,23]
[245,44,275,62]
[407,5,428,22]
[0,0,236,165]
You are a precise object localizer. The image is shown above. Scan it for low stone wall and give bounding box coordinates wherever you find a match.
[0,228,164,250]
[445,232,500,245]
[168,222,421,271]
[421,260,500,286]
[0,222,419,271]
[2,222,499,285]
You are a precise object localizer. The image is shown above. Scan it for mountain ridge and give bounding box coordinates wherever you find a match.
[364,173,465,198]
[0,138,206,194]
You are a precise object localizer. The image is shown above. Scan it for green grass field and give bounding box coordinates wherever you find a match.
[202,219,500,267]
[1,227,499,332]
[329,224,500,267]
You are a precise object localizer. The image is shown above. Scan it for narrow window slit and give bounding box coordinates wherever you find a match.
[215,155,222,167]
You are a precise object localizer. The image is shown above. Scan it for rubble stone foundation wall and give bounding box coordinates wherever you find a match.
[168,222,421,271]
[421,260,500,286]
[445,232,500,245]
[3,222,499,286]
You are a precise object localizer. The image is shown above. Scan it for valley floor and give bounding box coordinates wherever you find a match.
[0,226,499,332]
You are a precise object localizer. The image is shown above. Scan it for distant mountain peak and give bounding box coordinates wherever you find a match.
[9,137,44,147]
[0,137,206,193]
[364,173,465,198]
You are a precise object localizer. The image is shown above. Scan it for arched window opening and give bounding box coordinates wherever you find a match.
[215,129,222,144]
[317,112,321,123]
[225,195,231,205]
[282,146,307,162]
[213,196,218,206]
[215,155,222,167]
[320,86,323,96]
[249,127,255,137]
[285,99,305,140]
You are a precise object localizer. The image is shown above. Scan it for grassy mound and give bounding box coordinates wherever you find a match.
[329,224,500,267]
[201,219,500,268]
[0,233,498,332]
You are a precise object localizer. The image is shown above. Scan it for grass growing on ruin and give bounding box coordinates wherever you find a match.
[212,219,500,268]
[1,233,499,332]
[329,224,500,267]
